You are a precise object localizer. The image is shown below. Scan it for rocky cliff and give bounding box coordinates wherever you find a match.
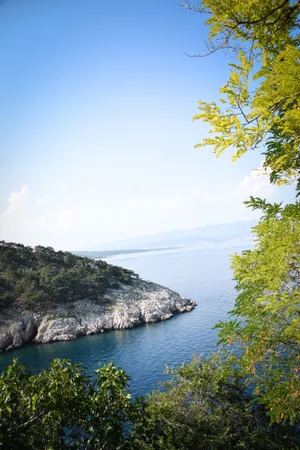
[0,278,196,352]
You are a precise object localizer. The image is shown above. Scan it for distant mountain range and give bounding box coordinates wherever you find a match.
[84,220,256,254]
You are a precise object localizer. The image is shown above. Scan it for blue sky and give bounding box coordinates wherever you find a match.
[0,0,295,250]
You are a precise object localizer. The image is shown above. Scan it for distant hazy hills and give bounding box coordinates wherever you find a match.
[89,220,256,253]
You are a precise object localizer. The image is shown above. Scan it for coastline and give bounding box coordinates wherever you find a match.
[0,278,196,352]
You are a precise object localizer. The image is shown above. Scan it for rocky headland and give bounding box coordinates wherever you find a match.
[0,278,196,352]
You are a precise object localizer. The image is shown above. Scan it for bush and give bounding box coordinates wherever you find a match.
[1,356,298,450]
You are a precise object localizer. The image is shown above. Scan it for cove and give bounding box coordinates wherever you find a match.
[0,242,249,397]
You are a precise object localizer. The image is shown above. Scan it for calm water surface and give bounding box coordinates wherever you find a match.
[0,242,251,396]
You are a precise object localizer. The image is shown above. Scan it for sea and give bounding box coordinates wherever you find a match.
[0,241,252,397]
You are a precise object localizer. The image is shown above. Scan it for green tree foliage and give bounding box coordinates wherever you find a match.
[0,359,137,449]
[0,242,138,311]
[130,354,298,450]
[184,0,300,425]
[185,0,300,189]
[1,357,298,449]
[216,199,300,424]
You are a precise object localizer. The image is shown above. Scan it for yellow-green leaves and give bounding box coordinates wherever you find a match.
[192,0,300,188]
[217,200,300,424]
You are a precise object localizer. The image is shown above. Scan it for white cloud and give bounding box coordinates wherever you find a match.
[233,163,276,200]
[173,164,280,228]
[0,168,283,250]
[0,186,74,249]
[1,185,31,215]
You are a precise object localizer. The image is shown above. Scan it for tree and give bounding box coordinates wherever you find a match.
[0,242,137,311]
[185,0,300,424]
[130,354,298,449]
[217,199,300,424]
[0,359,137,449]
[1,357,298,449]
[184,0,300,190]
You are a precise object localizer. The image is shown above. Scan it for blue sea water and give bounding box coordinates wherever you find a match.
[0,241,251,397]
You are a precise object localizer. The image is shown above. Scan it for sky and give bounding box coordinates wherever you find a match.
[0,0,296,250]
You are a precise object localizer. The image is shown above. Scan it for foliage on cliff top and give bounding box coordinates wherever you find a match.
[0,241,138,312]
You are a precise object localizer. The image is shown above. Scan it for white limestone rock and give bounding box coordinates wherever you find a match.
[0,331,12,351]
[0,278,196,351]
[34,318,87,343]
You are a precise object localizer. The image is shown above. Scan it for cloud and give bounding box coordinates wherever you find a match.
[1,185,31,215]
[98,166,279,241]
[233,163,276,200]
[180,164,280,227]
[0,168,283,250]
[0,185,74,249]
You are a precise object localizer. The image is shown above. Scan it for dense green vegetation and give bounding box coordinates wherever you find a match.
[187,0,300,424]
[131,354,299,450]
[1,356,298,449]
[0,241,138,311]
[217,199,300,424]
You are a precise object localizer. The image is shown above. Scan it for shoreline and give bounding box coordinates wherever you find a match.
[0,278,196,352]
